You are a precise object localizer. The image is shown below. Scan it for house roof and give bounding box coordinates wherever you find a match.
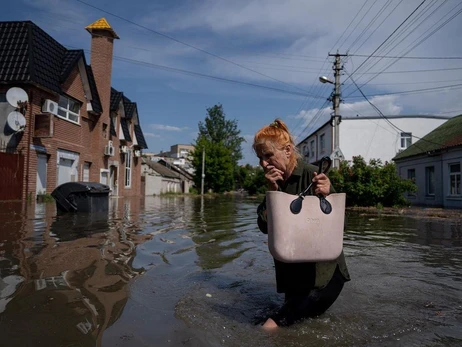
[110,87,123,111]
[123,96,136,119]
[134,124,148,149]
[111,87,148,148]
[158,159,194,180]
[120,118,132,142]
[0,21,102,113]
[393,114,462,161]
[142,158,179,179]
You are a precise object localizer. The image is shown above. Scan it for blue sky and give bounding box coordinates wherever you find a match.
[2,0,462,165]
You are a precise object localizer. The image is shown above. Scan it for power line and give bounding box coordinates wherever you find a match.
[345,71,448,149]
[345,83,462,99]
[68,46,326,99]
[343,1,462,97]
[74,0,315,97]
[330,0,369,51]
[345,0,428,83]
[349,54,462,59]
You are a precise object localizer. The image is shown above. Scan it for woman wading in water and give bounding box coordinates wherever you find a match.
[253,119,350,329]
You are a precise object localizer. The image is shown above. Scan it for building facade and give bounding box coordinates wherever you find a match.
[394,115,462,209]
[297,115,452,165]
[0,19,147,200]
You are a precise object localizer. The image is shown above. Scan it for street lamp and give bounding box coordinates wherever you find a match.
[319,76,334,84]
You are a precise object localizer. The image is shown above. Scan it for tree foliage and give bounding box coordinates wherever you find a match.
[192,104,245,193]
[328,156,417,207]
[235,164,267,195]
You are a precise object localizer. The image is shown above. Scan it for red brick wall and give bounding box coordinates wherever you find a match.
[1,29,144,200]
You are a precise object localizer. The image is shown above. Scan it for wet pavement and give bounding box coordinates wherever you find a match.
[0,195,461,346]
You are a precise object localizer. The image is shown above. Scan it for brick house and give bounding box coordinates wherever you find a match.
[0,19,147,200]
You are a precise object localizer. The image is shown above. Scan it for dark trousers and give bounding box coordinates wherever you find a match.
[270,266,345,327]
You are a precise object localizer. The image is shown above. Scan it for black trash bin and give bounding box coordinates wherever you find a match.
[51,182,110,213]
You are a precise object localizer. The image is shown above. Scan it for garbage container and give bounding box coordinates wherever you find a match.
[51,182,110,213]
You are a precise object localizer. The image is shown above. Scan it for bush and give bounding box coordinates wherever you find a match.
[329,156,416,207]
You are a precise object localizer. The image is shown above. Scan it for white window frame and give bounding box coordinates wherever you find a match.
[57,95,80,124]
[125,149,132,188]
[400,132,412,149]
[100,169,109,185]
[320,134,326,153]
[449,163,461,196]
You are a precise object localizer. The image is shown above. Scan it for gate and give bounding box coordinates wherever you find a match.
[0,152,24,200]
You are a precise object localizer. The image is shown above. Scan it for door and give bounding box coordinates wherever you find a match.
[58,158,73,186]
[36,154,47,195]
[82,162,90,182]
[109,166,118,195]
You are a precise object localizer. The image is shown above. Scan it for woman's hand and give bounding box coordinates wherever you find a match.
[265,165,284,191]
[312,172,331,196]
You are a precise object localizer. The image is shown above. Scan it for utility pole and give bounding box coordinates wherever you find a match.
[201,148,205,195]
[328,52,347,168]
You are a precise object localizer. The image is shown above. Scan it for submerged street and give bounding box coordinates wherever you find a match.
[0,195,461,346]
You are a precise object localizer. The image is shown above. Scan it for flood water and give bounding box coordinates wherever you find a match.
[0,195,461,347]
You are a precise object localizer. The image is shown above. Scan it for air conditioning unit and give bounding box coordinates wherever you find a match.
[42,99,59,116]
[134,150,141,157]
[120,145,128,153]
[104,141,115,156]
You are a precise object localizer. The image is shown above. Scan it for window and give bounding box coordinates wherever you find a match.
[320,134,325,153]
[125,150,132,188]
[407,168,415,182]
[425,166,435,196]
[449,163,461,196]
[57,95,80,123]
[310,140,315,158]
[400,132,412,149]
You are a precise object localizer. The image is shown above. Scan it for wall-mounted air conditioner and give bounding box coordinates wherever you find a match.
[104,141,115,156]
[42,99,59,116]
[120,145,128,154]
[134,150,141,157]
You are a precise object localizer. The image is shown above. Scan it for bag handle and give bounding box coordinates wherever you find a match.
[289,157,332,215]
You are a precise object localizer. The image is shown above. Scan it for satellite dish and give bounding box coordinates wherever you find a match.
[6,87,29,107]
[6,111,26,132]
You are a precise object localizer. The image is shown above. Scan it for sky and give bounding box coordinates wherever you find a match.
[2,0,462,165]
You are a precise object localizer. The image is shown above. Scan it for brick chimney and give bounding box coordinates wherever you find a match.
[85,18,119,120]
[85,18,119,175]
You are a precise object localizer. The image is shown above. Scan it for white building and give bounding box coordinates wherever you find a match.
[297,115,452,165]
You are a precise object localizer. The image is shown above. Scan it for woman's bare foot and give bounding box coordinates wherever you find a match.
[262,318,278,331]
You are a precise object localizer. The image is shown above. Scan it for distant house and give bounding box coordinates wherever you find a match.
[152,144,195,174]
[0,19,147,200]
[297,115,451,165]
[393,115,462,209]
[141,158,182,195]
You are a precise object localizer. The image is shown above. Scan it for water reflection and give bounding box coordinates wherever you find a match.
[0,197,461,346]
[0,198,147,347]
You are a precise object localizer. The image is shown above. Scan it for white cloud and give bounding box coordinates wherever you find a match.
[149,124,188,131]
[144,132,160,138]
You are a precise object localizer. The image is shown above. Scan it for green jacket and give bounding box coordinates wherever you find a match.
[257,159,350,293]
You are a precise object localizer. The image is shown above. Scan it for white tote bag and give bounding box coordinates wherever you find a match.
[266,191,346,263]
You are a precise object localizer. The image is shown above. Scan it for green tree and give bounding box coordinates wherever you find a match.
[192,104,245,193]
[329,156,416,207]
[235,164,267,195]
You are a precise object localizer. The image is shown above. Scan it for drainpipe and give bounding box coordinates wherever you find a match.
[25,90,33,201]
